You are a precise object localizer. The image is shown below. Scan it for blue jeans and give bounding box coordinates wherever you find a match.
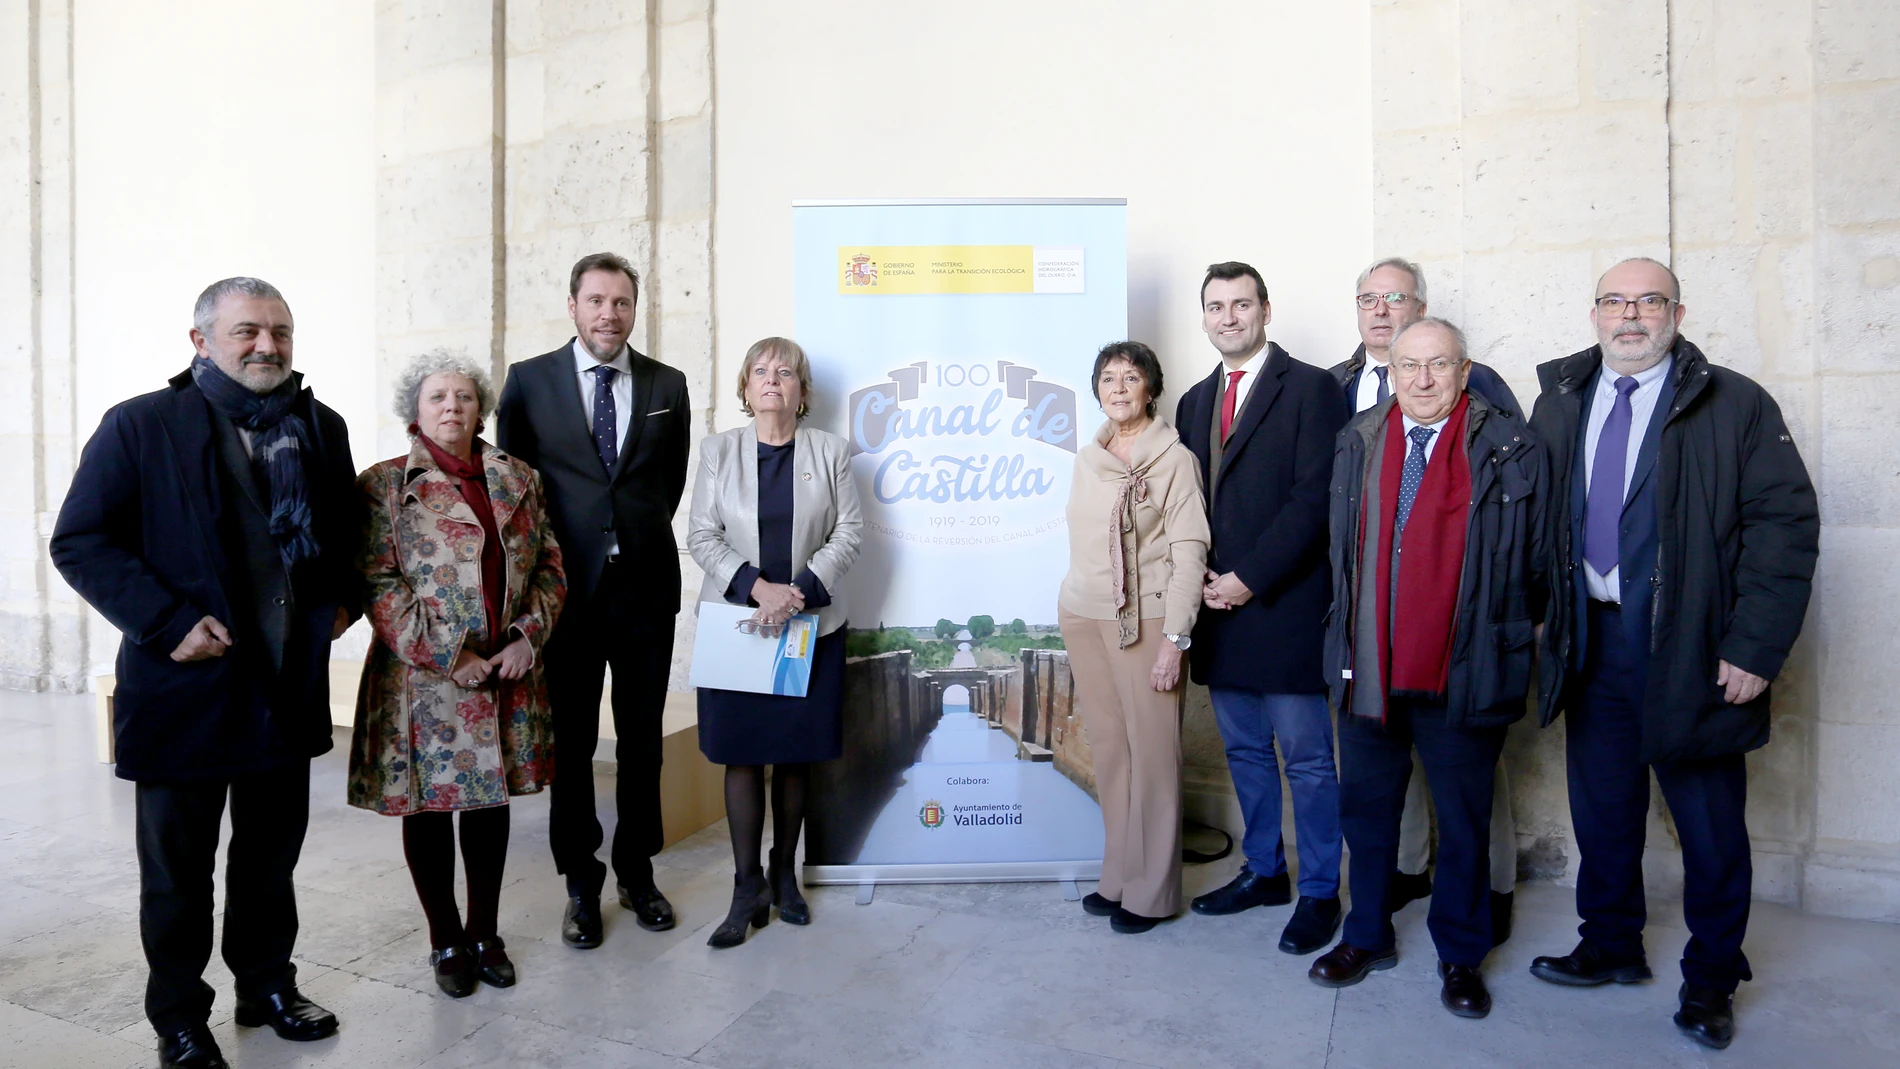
[1209,688,1341,899]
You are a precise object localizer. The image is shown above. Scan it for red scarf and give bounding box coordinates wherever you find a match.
[414,428,506,655]
[1372,396,1471,702]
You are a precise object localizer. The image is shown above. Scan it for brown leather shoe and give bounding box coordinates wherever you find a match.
[1439,961,1492,1018]
[1308,942,1398,988]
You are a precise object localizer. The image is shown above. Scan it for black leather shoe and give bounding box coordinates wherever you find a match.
[1490,890,1514,947]
[1674,984,1736,1050]
[233,988,338,1041]
[618,882,678,932]
[1278,896,1342,955]
[473,937,516,988]
[1529,941,1653,986]
[1389,869,1433,911]
[158,1026,228,1069]
[562,895,604,949]
[1439,962,1492,1018]
[1190,869,1291,915]
[1308,942,1398,987]
[768,857,810,926]
[1081,892,1120,917]
[430,945,478,998]
[708,871,773,949]
[1109,906,1167,934]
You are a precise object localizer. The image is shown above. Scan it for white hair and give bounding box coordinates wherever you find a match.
[193,277,289,334]
[1390,316,1468,361]
[392,349,497,425]
[1355,257,1428,305]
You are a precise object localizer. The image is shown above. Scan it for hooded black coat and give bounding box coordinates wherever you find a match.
[1530,337,1819,763]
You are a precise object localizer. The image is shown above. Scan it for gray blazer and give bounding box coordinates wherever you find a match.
[687,424,863,637]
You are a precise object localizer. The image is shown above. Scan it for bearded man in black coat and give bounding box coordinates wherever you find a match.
[1527,257,1819,1051]
[51,278,361,1069]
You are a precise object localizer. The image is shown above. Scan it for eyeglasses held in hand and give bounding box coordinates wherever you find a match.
[734,619,784,639]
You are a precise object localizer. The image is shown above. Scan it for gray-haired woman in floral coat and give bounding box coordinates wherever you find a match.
[349,349,565,998]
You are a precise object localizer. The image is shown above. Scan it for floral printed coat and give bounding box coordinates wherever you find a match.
[347,438,566,815]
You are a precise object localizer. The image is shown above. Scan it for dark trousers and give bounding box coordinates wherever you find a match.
[545,558,675,898]
[1568,601,1753,992]
[134,762,309,1035]
[1339,699,1506,966]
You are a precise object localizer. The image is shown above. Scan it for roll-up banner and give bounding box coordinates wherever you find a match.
[793,199,1127,886]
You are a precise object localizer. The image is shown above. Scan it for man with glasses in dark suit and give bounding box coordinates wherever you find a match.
[1526,257,1818,1050]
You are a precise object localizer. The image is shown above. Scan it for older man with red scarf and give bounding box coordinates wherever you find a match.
[1308,318,1547,1019]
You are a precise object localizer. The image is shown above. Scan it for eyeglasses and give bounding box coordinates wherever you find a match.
[1395,358,1462,377]
[735,619,785,639]
[1594,294,1676,316]
[1355,292,1416,310]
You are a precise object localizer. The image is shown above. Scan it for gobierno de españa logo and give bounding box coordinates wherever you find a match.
[919,799,945,828]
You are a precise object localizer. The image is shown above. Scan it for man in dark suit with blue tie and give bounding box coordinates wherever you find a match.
[1176,262,1352,956]
[1527,258,1819,1050]
[497,253,691,948]
[1331,257,1523,937]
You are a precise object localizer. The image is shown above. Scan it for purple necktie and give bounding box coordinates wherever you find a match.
[1373,365,1389,405]
[1583,375,1640,574]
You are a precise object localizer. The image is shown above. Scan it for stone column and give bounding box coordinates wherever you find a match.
[0,0,86,693]
[1806,0,1900,920]
[375,0,506,459]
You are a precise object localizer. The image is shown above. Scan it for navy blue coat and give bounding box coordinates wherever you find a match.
[1176,343,1351,694]
[1329,344,1522,416]
[50,370,360,782]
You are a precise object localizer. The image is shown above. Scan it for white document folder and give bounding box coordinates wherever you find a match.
[688,600,818,697]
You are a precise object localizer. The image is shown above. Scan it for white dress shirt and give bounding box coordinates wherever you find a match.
[573,338,635,554]
[1217,345,1270,423]
[1354,357,1392,414]
[1581,355,1673,602]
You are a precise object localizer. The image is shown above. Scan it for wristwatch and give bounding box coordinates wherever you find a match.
[1165,632,1192,651]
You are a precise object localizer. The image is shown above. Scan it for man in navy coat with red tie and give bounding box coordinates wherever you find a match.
[1175,262,1351,955]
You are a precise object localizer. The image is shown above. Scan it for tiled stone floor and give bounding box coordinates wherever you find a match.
[1,690,1896,1068]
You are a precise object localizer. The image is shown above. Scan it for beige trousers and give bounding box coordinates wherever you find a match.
[1060,609,1183,918]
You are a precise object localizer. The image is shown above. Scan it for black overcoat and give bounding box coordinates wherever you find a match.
[1176,343,1351,694]
[495,341,690,615]
[49,369,360,782]
[1323,392,1547,728]
[1530,337,1819,763]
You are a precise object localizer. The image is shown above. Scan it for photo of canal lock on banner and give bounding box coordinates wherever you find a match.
[793,200,1128,887]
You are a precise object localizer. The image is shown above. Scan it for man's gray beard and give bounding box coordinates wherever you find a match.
[237,359,291,394]
[1603,320,1675,370]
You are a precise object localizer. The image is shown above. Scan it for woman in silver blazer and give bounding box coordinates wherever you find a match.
[687,336,862,948]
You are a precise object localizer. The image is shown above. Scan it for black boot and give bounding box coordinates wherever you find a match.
[769,849,810,926]
[708,870,772,949]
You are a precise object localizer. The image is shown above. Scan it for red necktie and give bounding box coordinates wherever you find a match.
[1220,369,1246,441]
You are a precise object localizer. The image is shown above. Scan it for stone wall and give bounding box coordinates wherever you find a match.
[1369,0,1900,920]
[0,0,87,694]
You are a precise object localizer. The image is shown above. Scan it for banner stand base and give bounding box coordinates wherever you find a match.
[804,860,1104,889]
[1059,879,1081,901]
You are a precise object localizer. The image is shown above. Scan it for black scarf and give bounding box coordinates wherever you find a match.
[191,355,320,570]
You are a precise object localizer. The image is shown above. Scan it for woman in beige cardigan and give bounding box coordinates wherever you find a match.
[1058,340,1210,933]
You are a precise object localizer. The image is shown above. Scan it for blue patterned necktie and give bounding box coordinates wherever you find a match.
[591,364,619,474]
[1395,425,1435,534]
[1374,365,1390,405]
[1583,375,1641,574]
